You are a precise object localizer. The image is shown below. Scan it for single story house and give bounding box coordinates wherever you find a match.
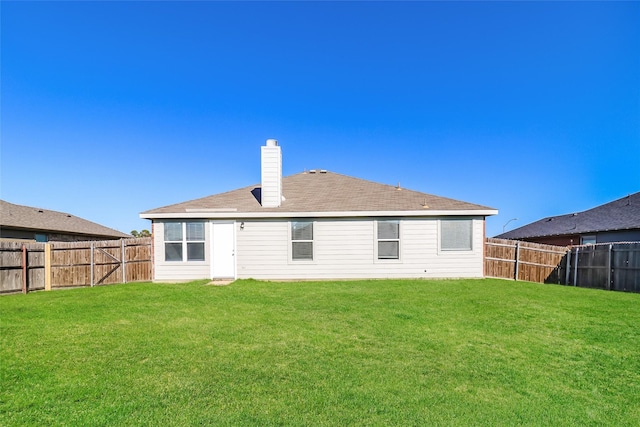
[140,140,498,281]
[0,200,130,242]
[495,192,640,246]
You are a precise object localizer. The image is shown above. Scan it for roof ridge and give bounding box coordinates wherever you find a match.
[141,169,496,215]
[297,170,486,205]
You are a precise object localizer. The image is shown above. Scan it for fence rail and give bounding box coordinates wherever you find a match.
[486,238,640,293]
[0,237,152,293]
[485,238,569,283]
[566,242,640,292]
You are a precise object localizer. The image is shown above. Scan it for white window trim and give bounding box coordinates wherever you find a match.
[438,218,475,254]
[374,219,402,263]
[164,221,207,263]
[289,220,315,263]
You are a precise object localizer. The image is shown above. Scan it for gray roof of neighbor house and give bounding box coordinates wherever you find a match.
[141,171,496,217]
[0,200,130,239]
[496,192,640,239]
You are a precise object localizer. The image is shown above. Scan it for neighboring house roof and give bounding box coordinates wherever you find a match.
[0,200,130,239]
[496,192,640,240]
[141,171,496,218]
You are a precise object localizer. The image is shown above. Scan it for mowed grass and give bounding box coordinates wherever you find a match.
[1,279,639,426]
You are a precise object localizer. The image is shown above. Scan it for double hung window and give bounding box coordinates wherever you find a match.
[377,220,400,259]
[164,222,205,261]
[291,221,313,260]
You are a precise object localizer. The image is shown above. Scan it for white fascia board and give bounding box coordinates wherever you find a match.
[140,209,498,220]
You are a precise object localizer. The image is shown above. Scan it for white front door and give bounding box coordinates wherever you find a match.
[210,222,235,278]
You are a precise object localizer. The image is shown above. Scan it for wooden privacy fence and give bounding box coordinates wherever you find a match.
[0,237,152,293]
[486,238,640,293]
[566,242,640,293]
[485,238,569,284]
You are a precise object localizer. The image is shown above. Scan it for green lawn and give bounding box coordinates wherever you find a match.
[1,279,639,426]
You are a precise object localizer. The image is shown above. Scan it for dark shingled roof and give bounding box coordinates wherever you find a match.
[142,171,495,215]
[1,200,130,239]
[496,192,640,239]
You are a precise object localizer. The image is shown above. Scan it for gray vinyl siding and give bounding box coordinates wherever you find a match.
[235,217,485,280]
[153,221,211,281]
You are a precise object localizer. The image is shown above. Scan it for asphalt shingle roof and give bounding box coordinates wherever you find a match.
[496,192,640,239]
[142,171,494,215]
[1,200,130,239]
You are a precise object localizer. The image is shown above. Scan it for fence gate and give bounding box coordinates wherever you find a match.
[91,240,126,286]
[0,238,152,293]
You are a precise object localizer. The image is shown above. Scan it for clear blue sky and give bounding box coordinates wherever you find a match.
[2,1,639,237]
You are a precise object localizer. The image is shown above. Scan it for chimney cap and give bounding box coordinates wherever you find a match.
[265,138,278,147]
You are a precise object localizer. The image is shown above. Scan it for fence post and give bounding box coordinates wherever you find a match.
[44,243,52,291]
[90,242,95,287]
[121,239,126,283]
[573,247,579,286]
[607,244,613,291]
[514,241,520,281]
[22,245,28,294]
[564,250,572,285]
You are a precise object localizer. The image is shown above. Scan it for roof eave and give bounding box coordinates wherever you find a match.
[1,224,128,238]
[506,225,640,240]
[141,209,498,220]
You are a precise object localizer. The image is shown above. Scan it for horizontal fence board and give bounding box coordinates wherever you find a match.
[488,239,640,293]
[485,238,569,284]
[1,238,152,293]
[569,242,640,293]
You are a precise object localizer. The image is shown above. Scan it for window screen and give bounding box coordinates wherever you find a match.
[186,222,205,241]
[186,222,205,260]
[292,221,313,260]
[165,242,183,261]
[377,220,399,259]
[164,223,183,242]
[292,221,313,241]
[187,242,205,261]
[441,219,472,251]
